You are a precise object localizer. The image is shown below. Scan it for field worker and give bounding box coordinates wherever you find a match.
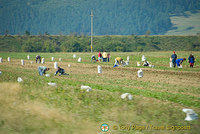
[54,67,69,76]
[36,55,41,63]
[143,60,150,66]
[102,51,108,62]
[176,58,186,68]
[38,66,49,76]
[113,57,125,67]
[171,51,177,67]
[188,54,195,68]
[98,51,102,62]
[107,53,111,62]
[91,55,96,62]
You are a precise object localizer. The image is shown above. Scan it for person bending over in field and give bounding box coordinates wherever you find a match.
[91,55,97,62]
[176,58,186,68]
[38,66,50,76]
[188,54,195,68]
[54,67,69,76]
[143,60,150,66]
[36,55,41,63]
[113,57,126,67]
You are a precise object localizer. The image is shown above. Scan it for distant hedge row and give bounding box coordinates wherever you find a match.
[0,35,200,52]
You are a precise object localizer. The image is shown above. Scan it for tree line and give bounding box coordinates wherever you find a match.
[0,35,200,52]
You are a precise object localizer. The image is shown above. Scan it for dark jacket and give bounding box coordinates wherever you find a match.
[171,54,177,59]
[188,56,195,63]
[55,68,65,75]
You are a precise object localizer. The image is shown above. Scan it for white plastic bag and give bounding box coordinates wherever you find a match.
[98,65,102,73]
[48,83,57,86]
[8,57,11,62]
[121,93,133,100]
[54,62,58,69]
[78,57,82,62]
[21,59,24,65]
[45,74,50,77]
[51,57,54,61]
[17,77,23,82]
[169,62,173,68]
[41,58,45,64]
[81,85,92,92]
[182,109,198,121]
[142,55,146,62]
[137,69,143,78]
[0,57,2,63]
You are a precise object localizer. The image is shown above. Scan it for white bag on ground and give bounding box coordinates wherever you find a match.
[81,85,92,92]
[127,56,130,61]
[8,57,11,62]
[169,62,173,68]
[48,83,57,86]
[73,54,76,58]
[137,62,140,66]
[27,55,30,60]
[178,65,182,68]
[41,58,45,64]
[45,74,50,77]
[17,77,23,82]
[51,57,54,61]
[121,93,133,100]
[0,57,2,63]
[54,62,58,69]
[125,60,129,65]
[142,55,146,62]
[182,109,198,121]
[137,69,143,78]
[21,59,24,65]
[98,65,102,73]
[78,57,82,62]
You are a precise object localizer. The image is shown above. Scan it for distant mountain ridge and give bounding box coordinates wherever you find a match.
[0,0,200,35]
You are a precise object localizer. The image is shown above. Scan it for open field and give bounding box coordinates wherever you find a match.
[166,10,200,35]
[0,51,200,134]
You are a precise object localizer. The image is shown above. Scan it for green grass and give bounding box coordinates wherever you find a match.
[0,51,200,134]
[166,10,200,35]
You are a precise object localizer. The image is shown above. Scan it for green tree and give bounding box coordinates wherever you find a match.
[25,30,30,36]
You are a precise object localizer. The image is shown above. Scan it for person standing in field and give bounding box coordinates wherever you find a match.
[38,66,50,76]
[98,51,102,62]
[171,51,177,68]
[107,53,111,62]
[176,58,186,68]
[102,51,107,62]
[188,54,195,68]
[36,55,41,63]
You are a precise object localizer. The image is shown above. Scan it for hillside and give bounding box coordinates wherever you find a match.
[166,10,200,35]
[0,0,200,35]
